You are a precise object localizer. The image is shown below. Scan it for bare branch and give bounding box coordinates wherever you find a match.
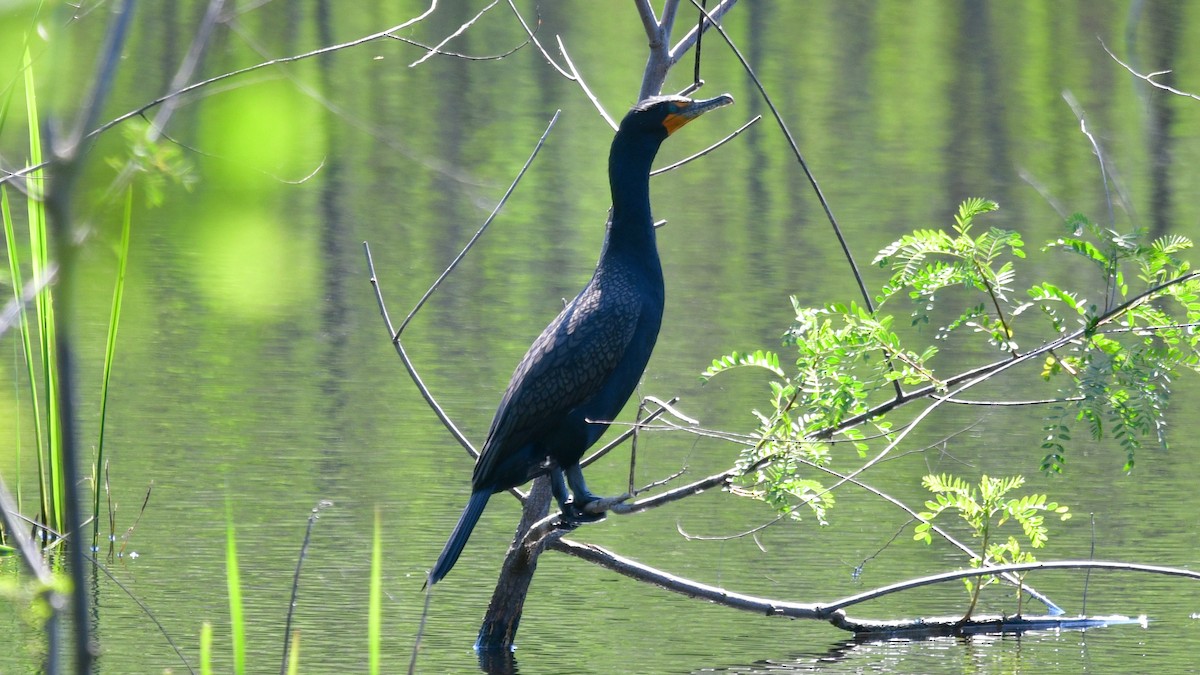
[386,32,529,61]
[1102,38,1200,102]
[506,0,571,78]
[820,560,1200,615]
[934,394,1085,406]
[556,36,618,130]
[659,0,682,43]
[610,466,736,515]
[677,515,783,541]
[554,538,823,617]
[147,0,227,143]
[649,114,760,176]
[395,110,561,336]
[363,241,477,459]
[686,0,899,399]
[555,537,1186,635]
[581,395,681,468]
[409,0,500,68]
[633,0,660,42]
[668,0,738,63]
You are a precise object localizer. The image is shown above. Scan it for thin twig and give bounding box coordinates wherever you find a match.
[364,242,476,458]
[649,114,760,176]
[686,0,901,401]
[1062,90,1116,236]
[81,551,196,673]
[668,0,739,65]
[1101,38,1200,101]
[116,480,152,558]
[677,514,783,541]
[933,394,1085,406]
[819,560,1200,615]
[386,32,529,61]
[280,499,332,675]
[396,110,560,336]
[409,585,433,675]
[505,1,570,78]
[555,36,617,130]
[147,0,227,143]
[409,0,500,68]
[580,396,680,468]
[629,400,644,495]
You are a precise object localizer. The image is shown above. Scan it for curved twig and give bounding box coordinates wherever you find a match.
[409,0,500,68]
[555,35,617,130]
[1102,37,1200,102]
[395,110,561,336]
[650,114,761,176]
[364,242,476,459]
[554,538,1192,633]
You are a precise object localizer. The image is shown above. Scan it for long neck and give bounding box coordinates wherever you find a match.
[605,130,662,256]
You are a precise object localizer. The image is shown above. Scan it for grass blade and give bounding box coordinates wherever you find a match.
[226,500,246,675]
[22,46,64,535]
[93,185,133,548]
[369,506,382,675]
[199,621,213,675]
[286,631,300,675]
[2,184,40,515]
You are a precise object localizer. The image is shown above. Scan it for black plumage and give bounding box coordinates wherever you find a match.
[429,93,733,585]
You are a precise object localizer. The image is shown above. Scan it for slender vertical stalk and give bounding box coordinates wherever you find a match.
[368,507,382,675]
[2,184,40,515]
[225,501,246,675]
[22,47,62,535]
[199,622,213,675]
[93,186,133,548]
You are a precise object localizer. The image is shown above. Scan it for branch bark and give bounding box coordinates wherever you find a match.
[553,540,1192,636]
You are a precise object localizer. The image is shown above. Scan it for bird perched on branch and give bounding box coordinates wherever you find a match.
[429,93,734,585]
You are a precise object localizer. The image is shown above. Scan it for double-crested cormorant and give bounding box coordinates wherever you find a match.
[429,93,734,585]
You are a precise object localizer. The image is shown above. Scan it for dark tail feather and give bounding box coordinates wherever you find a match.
[428,490,491,585]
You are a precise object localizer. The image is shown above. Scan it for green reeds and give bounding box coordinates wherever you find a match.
[1,47,66,541]
[1,183,33,517]
[93,186,133,549]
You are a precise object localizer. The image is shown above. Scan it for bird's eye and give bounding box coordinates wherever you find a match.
[666,103,679,114]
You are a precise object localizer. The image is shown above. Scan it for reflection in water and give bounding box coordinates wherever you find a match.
[477,647,519,675]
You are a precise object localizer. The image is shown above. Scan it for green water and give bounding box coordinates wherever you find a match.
[2,1,1200,672]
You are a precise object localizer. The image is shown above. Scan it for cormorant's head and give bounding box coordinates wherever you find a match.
[620,93,735,139]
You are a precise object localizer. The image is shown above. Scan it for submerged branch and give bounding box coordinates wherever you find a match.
[821,560,1200,614]
[554,539,1188,636]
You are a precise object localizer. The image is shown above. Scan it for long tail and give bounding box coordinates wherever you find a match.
[428,490,491,585]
